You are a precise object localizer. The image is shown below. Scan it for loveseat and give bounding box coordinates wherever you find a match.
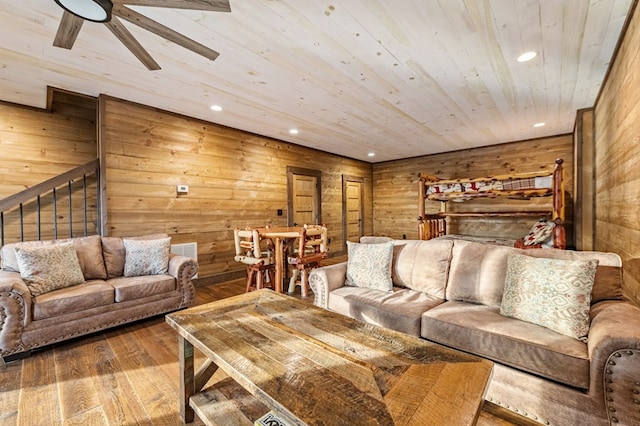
[0,233,198,360]
[309,238,640,425]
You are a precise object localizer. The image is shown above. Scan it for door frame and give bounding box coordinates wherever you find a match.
[342,174,364,249]
[286,166,322,226]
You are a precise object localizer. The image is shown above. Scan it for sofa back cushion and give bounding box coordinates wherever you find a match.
[1,235,107,280]
[446,240,624,307]
[519,248,623,303]
[446,240,517,307]
[102,233,170,278]
[15,241,86,296]
[2,240,57,272]
[391,239,453,299]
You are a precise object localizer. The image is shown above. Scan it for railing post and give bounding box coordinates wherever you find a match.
[53,188,57,240]
[68,181,73,238]
[37,195,41,241]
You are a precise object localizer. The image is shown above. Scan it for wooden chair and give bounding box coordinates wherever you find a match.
[287,224,328,297]
[234,228,276,292]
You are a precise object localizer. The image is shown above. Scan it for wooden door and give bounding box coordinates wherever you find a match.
[343,175,364,244]
[287,167,321,226]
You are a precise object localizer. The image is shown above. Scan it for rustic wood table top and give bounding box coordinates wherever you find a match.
[166,290,493,426]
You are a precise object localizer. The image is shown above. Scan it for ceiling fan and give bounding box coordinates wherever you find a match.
[52,0,231,70]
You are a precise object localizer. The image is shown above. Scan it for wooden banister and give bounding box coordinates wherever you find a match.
[0,159,99,212]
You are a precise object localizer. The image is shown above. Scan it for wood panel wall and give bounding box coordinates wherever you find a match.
[593,2,640,306]
[100,96,373,281]
[0,90,98,242]
[372,135,574,245]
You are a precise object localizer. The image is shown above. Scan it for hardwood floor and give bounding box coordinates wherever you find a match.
[0,273,526,426]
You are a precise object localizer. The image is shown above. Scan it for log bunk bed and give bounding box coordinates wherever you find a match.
[418,158,566,249]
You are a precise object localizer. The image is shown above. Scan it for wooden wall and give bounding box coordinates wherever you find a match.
[0,90,98,242]
[593,2,640,305]
[100,96,373,281]
[372,135,574,245]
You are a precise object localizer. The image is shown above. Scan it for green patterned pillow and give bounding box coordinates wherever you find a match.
[345,241,393,291]
[15,241,86,296]
[500,253,598,341]
[123,237,171,277]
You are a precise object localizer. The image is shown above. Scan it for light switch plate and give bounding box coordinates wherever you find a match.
[177,184,189,194]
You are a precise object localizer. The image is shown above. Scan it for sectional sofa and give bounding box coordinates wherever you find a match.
[309,238,640,425]
[0,233,198,360]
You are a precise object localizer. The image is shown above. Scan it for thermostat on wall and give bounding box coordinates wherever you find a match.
[177,184,189,194]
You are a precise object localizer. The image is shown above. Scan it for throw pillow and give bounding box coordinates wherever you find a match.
[15,241,86,297]
[123,237,171,277]
[500,253,598,341]
[345,241,393,291]
[523,218,555,246]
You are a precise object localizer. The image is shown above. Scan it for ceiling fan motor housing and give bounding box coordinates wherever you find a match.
[54,0,113,23]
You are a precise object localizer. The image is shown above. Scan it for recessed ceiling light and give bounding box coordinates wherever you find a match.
[517,51,537,62]
[368,152,375,157]
[533,122,546,128]
[210,105,222,111]
[289,129,299,135]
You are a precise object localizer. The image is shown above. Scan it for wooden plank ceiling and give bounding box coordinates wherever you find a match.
[0,0,632,162]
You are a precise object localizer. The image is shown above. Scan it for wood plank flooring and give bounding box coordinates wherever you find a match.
[0,273,527,425]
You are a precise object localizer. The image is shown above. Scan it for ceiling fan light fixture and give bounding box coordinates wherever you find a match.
[54,0,113,23]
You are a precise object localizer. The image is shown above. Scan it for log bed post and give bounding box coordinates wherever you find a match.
[418,174,426,240]
[552,158,566,249]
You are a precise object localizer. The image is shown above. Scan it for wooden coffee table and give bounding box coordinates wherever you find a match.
[166,290,493,425]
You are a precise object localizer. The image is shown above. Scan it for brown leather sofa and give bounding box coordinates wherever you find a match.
[309,238,640,425]
[0,233,198,360]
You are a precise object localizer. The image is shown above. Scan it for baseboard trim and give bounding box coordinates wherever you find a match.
[193,270,245,287]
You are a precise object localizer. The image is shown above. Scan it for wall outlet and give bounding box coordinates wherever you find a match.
[177,184,189,194]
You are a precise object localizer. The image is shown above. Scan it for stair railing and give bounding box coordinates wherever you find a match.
[0,159,100,245]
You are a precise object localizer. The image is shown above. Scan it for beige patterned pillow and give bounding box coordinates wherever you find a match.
[500,253,598,341]
[345,241,393,291]
[15,241,86,296]
[123,237,171,277]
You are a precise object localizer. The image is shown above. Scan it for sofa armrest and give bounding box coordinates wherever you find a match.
[167,254,199,309]
[0,270,31,357]
[588,300,640,425]
[308,262,347,309]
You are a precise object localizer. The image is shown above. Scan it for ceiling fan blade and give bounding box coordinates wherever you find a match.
[53,11,84,49]
[113,5,220,61]
[104,17,161,70]
[119,0,231,13]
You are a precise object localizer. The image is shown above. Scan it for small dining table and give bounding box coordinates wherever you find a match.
[254,226,305,293]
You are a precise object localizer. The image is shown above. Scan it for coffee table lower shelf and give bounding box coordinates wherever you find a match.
[190,377,273,426]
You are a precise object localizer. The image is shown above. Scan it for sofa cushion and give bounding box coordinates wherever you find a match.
[101,233,170,278]
[1,236,107,280]
[500,253,598,341]
[345,241,393,291]
[15,242,86,297]
[421,301,590,389]
[446,240,520,307]
[123,237,171,277]
[518,248,623,303]
[109,274,176,302]
[33,280,114,320]
[69,235,108,280]
[391,239,453,298]
[328,286,444,336]
[1,240,57,272]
